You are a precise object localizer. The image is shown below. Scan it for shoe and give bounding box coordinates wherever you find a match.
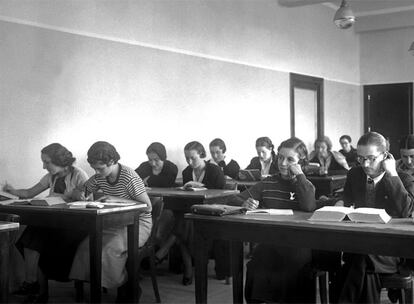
[182,274,193,286]
[13,281,40,296]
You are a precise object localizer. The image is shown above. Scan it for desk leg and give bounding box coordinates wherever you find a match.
[194,222,209,304]
[127,214,140,303]
[0,233,9,303]
[230,241,244,304]
[90,219,103,303]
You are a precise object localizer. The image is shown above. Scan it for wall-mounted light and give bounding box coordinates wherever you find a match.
[409,41,414,55]
[333,0,356,29]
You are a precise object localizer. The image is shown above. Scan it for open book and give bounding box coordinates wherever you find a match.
[10,196,67,206]
[0,190,19,201]
[309,206,391,223]
[177,186,208,191]
[246,209,294,215]
[239,169,261,181]
[67,201,138,208]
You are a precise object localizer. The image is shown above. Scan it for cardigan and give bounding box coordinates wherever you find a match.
[208,159,240,180]
[182,161,225,189]
[135,159,178,187]
[245,156,278,175]
[339,146,358,167]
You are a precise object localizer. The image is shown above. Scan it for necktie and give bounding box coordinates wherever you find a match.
[365,177,375,207]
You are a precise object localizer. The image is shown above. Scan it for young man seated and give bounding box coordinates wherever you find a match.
[336,132,414,304]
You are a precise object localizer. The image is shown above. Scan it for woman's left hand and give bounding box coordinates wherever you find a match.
[183,181,205,188]
[95,195,119,202]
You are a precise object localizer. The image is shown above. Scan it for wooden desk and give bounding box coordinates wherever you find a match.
[187,212,414,304]
[146,187,239,211]
[0,221,19,303]
[307,174,347,198]
[0,203,145,303]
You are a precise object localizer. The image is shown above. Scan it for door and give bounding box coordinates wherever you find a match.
[290,73,324,152]
[364,83,413,157]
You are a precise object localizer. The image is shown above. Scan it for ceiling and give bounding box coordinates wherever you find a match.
[278,0,414,17]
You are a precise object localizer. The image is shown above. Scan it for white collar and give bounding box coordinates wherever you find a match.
[367,171,386,186]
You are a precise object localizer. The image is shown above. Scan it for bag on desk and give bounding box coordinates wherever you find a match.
[191,204,246,216]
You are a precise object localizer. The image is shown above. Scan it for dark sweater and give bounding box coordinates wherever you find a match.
[135,160,178,187]
[339,147,358,168]
[246,156,278,175]
[208,159,240,180]
[182,161,225,189]
[343,166,414,217]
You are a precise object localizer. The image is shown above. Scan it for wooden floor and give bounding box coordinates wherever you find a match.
[8,258,392,304]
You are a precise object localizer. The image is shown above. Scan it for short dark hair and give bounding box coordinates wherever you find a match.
[256,137,274,150]
[339,135,352,143]
[209,138,226,153]
[277,137,308,165]
[357,132,387,152]
[146,142,167,161]
[314,136,333,151]
[399,135,414,150]
[41,143,76,167]
[184,141,206,158]
[87,141,121,165]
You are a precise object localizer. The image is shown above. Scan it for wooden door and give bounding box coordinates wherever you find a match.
[364,83,413,157]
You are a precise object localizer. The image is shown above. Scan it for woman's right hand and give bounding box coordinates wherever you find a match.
[242,198,259,210]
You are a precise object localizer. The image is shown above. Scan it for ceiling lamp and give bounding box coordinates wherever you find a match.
[409,42,414,55]
[333,0,356,29]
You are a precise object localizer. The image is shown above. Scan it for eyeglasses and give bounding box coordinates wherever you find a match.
[356,154,383,164]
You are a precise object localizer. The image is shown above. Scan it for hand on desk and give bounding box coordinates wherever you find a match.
[183,181,205,189]
[242,198,259,210]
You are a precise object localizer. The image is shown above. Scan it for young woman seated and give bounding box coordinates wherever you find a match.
[239,136,278,180]
[339,135,358,168]
[3,143,88,303]
[135,142,178,268]
[69,141,152,297]
[135,142,178,187]
[309,136,350,175]
[170,141,225,285]
[396,134,414,177]
[208,138,240,180]
[227,137,317,303]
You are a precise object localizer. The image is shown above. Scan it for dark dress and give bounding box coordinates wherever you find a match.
[338,167,414,303]
[245,156,278,175]
[212,159,240,180]
[135,160,178,187]
[229,174,317,303]
[16,176,87,281]
[339,146,358,167]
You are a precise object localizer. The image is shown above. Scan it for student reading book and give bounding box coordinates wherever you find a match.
[2,143,89,302]
[309,206,391,223]
[335,132,414,304]
[227,137,316,303]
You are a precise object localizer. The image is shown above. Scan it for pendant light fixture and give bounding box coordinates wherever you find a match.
[333,0,356,29]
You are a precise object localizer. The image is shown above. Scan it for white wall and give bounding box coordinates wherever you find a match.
[0,0,362,186]
[360,27,414,84]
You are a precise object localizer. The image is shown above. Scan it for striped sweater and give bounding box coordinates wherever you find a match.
[230,174,316,212]
[85,163,151,219]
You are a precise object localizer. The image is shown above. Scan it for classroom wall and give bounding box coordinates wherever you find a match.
[360,27,414,84]
[0,0,362,187]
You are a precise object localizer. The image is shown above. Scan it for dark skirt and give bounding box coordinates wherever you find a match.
[245,244,315,303]
[17,226,87,281]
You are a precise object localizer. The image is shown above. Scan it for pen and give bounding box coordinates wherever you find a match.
[244,184,254,199]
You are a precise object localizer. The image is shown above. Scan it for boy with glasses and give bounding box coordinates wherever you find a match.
[336,132,414,303]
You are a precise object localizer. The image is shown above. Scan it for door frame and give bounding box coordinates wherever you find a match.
[290,73,324,138]
[363,82,413,133]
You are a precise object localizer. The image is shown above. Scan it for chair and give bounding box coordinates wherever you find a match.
[380,267,414,304]
[75,198,164,303]
[136,197,164,303]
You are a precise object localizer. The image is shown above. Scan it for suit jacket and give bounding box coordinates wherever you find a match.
[343,166,414,218]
